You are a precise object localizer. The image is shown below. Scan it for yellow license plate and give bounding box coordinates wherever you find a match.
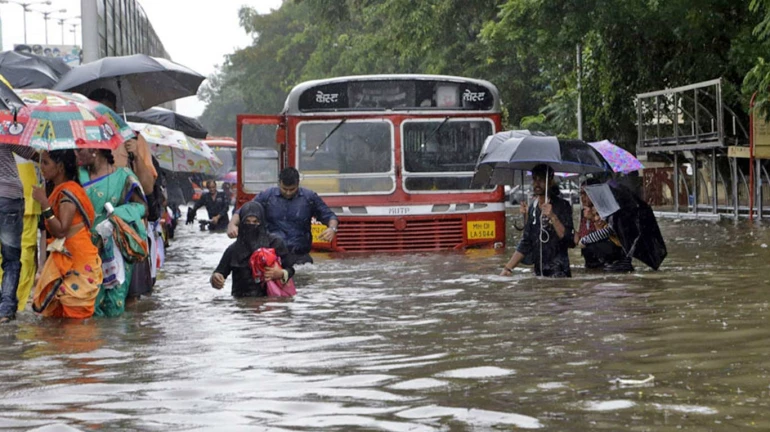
[311,224,328,243]
[467,220,496,240]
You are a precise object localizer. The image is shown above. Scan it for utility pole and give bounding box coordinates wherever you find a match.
[576,43,583,140]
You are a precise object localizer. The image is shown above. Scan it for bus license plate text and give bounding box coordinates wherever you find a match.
[467,221,496,240]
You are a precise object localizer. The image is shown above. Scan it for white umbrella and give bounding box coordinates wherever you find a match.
[128,121,222,174]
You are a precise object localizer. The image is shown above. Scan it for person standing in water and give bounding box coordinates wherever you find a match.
[211,202,295,297]
[32,150,102,318]
[500,164,575,278]
[227,167,338,265]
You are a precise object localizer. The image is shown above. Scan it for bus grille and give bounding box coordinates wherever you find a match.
[335,217,465,252]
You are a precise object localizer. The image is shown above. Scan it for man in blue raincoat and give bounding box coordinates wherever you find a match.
[227,167,338,265]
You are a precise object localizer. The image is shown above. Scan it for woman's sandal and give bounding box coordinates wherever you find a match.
[0,315,15,324]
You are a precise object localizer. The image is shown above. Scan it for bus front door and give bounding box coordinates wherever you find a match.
[236,115,284,208]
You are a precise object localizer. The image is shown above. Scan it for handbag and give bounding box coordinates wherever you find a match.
[128,225,153,298]
[128,257,153,298]
[250,248,296,297]
[266,278,297,297]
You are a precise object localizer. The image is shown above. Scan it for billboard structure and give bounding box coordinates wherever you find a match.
[80,0,169,63]
[13,44,82,67]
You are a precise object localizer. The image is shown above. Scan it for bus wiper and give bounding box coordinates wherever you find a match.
[310,118,347,157]
[423,116,449,147]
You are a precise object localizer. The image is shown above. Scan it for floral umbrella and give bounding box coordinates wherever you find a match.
[588,140,644,174]
[0,89,134,150]
[128,121,222,174]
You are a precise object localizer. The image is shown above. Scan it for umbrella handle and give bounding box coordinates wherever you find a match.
[127,152,136,170]
[117,77,127,121]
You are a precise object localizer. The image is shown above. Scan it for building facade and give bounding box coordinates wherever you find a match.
[81,0,168,63]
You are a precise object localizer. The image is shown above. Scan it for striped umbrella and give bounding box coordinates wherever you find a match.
[0,89,134,150]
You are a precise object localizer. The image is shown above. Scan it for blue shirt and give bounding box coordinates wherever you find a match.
[250,187,338,255]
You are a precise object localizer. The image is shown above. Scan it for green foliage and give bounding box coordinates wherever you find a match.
[743,0,770,120]
[199,0,770,151]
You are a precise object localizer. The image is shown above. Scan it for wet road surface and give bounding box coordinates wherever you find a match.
[1,212,770,431]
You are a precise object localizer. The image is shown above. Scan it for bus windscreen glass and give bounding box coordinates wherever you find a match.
[212,147,236,176]
[297,120,394,194]
[402,119,494,191]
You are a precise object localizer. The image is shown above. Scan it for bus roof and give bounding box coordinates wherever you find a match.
[283,74,501,114]
[202,137,236,148]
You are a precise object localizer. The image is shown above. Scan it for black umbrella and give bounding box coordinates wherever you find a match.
[584,182,667,270]
[0,51,67,89]
[24,53,72,76]
[126,107,208,139]
[471,131,610,187]
[53,54,205,112]
[0,79,25,111]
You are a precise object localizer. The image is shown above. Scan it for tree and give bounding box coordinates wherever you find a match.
[201,0,763,152]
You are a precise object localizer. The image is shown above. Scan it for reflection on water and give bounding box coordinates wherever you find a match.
[2,215,770,430]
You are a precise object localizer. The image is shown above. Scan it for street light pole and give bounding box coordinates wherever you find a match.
[0,0,53,44]
[69,22,78,45]
[56,15,79,45]
[32,8,67,45]
[56,18,65,45]
[57,18,64,44]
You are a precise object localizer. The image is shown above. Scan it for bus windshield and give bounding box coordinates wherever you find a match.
[297,120,394,194]
[402,119,494,191]
[213,148,236,176]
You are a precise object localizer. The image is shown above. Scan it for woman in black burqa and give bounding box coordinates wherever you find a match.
[210,202,295,297]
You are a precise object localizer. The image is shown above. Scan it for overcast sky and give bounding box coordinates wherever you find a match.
[0,0,283,117]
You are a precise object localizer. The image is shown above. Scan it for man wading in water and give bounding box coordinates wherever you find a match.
[500,164,575,278]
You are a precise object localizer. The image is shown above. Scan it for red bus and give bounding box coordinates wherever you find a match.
[236,74,505,252]
[188,137,237,201]
[204,137,237,177]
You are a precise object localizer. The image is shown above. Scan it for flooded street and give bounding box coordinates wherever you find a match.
[2,212,770,431]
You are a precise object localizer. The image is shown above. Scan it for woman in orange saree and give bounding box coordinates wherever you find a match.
[32,150,103,319]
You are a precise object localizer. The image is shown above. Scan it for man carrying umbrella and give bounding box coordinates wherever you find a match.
[501,164,575,278]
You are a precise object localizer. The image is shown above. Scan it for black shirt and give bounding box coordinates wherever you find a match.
[516,194,575,277]
[214,235,296,297]
[192,191,229,229]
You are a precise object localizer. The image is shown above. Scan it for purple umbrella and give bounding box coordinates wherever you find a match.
[588,140,643,174]
[220,171,237,183]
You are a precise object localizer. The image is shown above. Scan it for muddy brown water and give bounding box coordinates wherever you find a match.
[1,211,770,431]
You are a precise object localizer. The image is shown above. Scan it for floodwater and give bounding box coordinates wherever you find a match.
[2,211,770,431]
